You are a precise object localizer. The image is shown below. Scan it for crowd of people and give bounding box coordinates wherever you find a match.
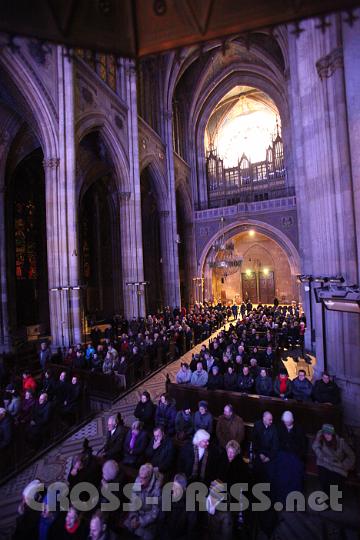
[12,390,355,540]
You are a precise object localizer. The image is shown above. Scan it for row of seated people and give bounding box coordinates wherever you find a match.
[12,392,355,540]
[177,361,341,404]
[39,302,228,373]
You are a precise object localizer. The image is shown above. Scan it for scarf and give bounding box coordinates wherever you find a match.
[65,520,80,534]
[191,445,208,480]
[279,376,288,394]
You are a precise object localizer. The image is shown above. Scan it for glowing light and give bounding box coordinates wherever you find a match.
[246,269,252,276]
[263,268,269,276]
[249,230,255,237]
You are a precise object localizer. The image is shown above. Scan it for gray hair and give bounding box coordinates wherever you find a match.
[192,429,210,446]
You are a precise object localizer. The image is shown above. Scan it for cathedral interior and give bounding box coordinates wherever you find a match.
[0,2,359,539]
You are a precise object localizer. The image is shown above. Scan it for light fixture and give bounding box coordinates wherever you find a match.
[209,217,243,279]
[314,285,360,313]
[249,230,255,237]
[263,268,269,276]
[245,269,252,277]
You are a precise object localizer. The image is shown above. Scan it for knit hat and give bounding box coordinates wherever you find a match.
[321,423,335,435]
[209,479,227,501]
[198,400,208,409]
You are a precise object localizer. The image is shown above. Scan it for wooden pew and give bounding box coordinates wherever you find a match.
[166,382,342,435]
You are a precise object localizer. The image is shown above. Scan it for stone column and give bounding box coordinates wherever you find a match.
[159,111,181,308]
[288,16,360,424]
[45,46,82,348]
[117,59,146,318]
[0,184,10,352]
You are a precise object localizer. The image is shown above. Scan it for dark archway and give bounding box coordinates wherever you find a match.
[6,148,50,335]
[141,167,163,313]
[80,177,121,322]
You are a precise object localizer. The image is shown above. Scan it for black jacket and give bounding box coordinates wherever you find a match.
[207,372,224,390]
[104,424,128,460]
[122,429,149,466]
[32,401,52,427]
[277,422,307,460]
[145,436,175,473]
[134,399,156,431]
[223,372,238,391]
[312,380,340,405]
[255,375,273,396]
[237,373,254,393]
[252,420,279,461]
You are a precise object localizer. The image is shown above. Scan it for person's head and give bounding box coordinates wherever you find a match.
[102,460,119,482]
[132,420,142,434]
[198,400,208,415]
[298,369,306,381]
[260,368,267,378]
[141,391,150,403]
[172,473,187,500]
[193,429,210,448]
[39,393,48,405]
[223,404,233,419]
[107,415,118,432]
[226,440,240,461]
[211,365,219,375]
[321,423,335,442]
[138,463,153,488]
[0,407,6,421]
[41,342,47,351]
[153,426,164,443]
[181,362,188,372]
[45,369,52,379]
[196,362,203,372]
[282,410,294,429]
[263,411,273,427]
[227,365,234,374]
[266,345,272,354]
[24,389,33,400]
[89,511,106,540]
[59,371,66,382]
[322,372,330,384]
[71,376,78,385]
[22,370,31,379]
[250,358,257,367]
[279,370,287,380]
[160,393,169,405]
[65,506,79,529]
[242,365,249,376]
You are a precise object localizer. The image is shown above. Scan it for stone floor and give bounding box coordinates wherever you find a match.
[0,325,316,540]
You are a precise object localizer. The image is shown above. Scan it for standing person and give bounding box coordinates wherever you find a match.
[216,404,245,449]
[175,404,194,442]
[312,424,355,496]
[134,391,156,433]
[154,393,177,437]
[145,426,175,474]
[122,421,149,467]
[193,401,213,434]
[98,414,127,461]
[39,342,51,370]
[177,429,216,483]
[252,411,279,482]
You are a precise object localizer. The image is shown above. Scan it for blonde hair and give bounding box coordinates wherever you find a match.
[226,440,240,455]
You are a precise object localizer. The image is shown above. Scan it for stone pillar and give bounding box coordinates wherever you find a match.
[0,184,10,352]
[45,47,82,348]
[117,59,146,318]
[160,111,181,308]
[288,16,360,424]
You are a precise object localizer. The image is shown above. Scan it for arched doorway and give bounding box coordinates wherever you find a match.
[140,167,163,313]
[78,132,123,324]
[202,224,299,305]
[6,148,50,336]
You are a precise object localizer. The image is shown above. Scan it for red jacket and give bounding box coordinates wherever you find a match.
[23,375,37,393]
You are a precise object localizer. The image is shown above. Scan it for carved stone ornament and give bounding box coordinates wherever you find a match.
[43,158,60,169]
[316,47,343,80]
[119,191,131,201]
[281,216,293,229]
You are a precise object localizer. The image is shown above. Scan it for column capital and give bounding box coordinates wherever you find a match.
[316,47,343,80]
[119,191,131,201]
[43,157,60,169]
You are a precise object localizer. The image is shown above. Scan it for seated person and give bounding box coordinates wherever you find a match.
[204,480,233,540]
[177,429,216,483]
[60,376,81,419]
[312,372,341,405]
[175,362,192,384]
[190,362,208,387]
[41,369,57,401]
[292,369,313,401]
[145,426,175,474]
[249,357,261,380]
[207,364,224,390]
[134,391,156,433]
[54,371,69,407]
[273,369,292,399]
[312,423,355,496]
[18,390,36,424]
[4,384,21,418]
[216,404,245,448]
[154,393,177,437]
[122,420,149,467]
[26,393,52,446]
[22,370,37,394]
[175,404,194,442]
[89,510,112,540]
[124,463,162,540]
[255,368,273,396]
[193,400,213,434]
[0,407,12,452]
[260,346,275,370]
[218,439,250,485]
[98,413,127,461]
[223,365,237,391]
[252,411,279,482]
[159,474,196,540]
[237,365,254,393]
[49,505,88,540]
